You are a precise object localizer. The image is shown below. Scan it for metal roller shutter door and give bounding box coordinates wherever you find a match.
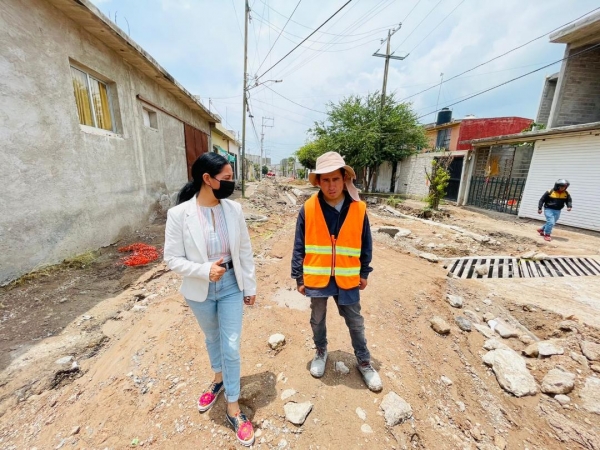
[518,134,600,232]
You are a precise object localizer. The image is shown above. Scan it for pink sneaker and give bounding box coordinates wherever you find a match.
[197,381,223,412]
[537,228,545,236]
[544,235,552,242]
[226,410,255,447]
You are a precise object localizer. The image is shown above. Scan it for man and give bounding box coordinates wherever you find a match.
[537,179,573,242]
[291,152,382,392]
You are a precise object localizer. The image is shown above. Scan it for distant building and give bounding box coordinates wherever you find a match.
[0,0,220,283]
[464,9,600,231]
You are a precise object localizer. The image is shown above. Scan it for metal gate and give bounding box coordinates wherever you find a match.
[466,144,533,215]
[467,176,526,214]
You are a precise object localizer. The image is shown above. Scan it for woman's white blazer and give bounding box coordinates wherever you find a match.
[163,196,256,302]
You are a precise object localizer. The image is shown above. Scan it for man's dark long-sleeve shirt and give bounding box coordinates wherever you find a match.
[291,191,373,305]
[538,190,572,210]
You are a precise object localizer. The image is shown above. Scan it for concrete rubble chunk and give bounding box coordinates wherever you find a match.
[455,316,471,332]
[463,309,480,323]
[419,252,439,263]
[430,316,450,335]
[280,389,296,401]
[523,340,565,358]
[380,391,413,426]
[284,401,313,425]
[440,376,453,386]
[555,394,571,405]
[557,320,580,332]
[355,407,366,421]
[473,324,495,339]
[483,339,510,351]
[268,334,286,350]
[482,348,538,397]
[394,228,412,238]
[541,368,576,395]
[335,361,350,374]
[490,318,519,339]
[580,377,600,415]
[475,264,489,276]
[360,423,373,433]
[446,294,463,308]
[580,340,600,361]
[531,252,548,261]
[520,250,536,259]
[570,351,589,368]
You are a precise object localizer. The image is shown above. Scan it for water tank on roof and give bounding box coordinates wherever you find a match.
[436,108,452,125]
[464,114,476,119]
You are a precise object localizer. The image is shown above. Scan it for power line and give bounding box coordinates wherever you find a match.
[256,0,400,37]
[400,6,600,103]
[255,0,354,81]
[391,0,442,54]
[255,0,303,75]
[263,85,327,114]
[407,0,465,54]
[230,0,245,42]
[416,42,600,120]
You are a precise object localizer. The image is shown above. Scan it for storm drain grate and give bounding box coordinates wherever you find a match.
[447,256,600,279]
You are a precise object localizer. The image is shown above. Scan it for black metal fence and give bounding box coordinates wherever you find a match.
[467,176,527,215]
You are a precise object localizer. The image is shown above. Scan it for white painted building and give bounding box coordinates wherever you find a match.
[0,0,220,284]
[465,10,600,232]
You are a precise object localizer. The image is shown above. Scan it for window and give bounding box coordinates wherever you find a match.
[70,66,115,131]
[142,107,158,129]
[435,127,451,149]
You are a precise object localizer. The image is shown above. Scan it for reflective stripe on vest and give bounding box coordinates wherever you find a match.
[303,194,366,289]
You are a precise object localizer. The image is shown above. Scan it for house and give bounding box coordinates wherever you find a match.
[211,123,241,179]
[0,0,221,284]
[464,9,600,231]
[374,109,532,203]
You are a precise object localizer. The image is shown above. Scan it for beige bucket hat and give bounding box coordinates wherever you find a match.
[308,151,360,201]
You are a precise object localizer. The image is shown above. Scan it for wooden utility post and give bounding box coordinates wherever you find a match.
[241,0,249,197]
[372,25,405,192]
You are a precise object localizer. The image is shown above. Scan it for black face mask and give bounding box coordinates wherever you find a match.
[211,177,235,199]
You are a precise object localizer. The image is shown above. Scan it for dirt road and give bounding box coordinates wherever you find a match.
[1,181,599,449]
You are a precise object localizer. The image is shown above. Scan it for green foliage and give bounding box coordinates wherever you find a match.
[522,122,546,132]
[310,92,428,192]
[425,156,452,210]
[297,168,307,179]
[262,165,269,175]
[385,195,403,207]
[296,140,327,170]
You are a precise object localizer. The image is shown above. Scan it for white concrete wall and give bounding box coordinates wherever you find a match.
[0,0,210,283]
[396,153,437,199]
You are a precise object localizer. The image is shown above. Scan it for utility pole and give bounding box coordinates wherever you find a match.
[240,0,249,197]
[260,117,274,179]
[372,24,405,193]
[373,24,405,108]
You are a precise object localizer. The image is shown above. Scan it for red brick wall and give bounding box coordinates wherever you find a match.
[456,117,533,150]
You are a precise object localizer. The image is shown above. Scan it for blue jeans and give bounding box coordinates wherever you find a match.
[310,296,371,363]
[186,268,243,402]
[542,208,562,235]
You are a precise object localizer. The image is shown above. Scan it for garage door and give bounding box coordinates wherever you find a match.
[518,134,600,232]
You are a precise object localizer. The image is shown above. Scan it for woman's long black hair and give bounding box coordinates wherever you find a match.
[177,152,230,204]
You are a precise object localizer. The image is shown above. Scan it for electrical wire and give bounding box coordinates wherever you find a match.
[263,85,327,114]
[255,0,354,80]
[391,0,442,54]
[230,0,245,42]
[401,6,600,102]
[416,42,600,120]
[255,0,303,75]
[407,0,465,54]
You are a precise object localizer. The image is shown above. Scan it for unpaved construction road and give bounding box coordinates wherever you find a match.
[1,180,600,450]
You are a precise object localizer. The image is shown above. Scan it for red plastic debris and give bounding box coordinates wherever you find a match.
[118,243,160,267]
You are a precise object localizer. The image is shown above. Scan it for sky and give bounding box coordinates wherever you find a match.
[91,0,599,164]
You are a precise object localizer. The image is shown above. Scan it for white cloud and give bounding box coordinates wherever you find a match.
[90,0,598,162]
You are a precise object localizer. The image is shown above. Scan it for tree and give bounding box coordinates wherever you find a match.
[311,92,427,192]
[425,155,453,210]
[262,165,269,175]
[296,140,326,170]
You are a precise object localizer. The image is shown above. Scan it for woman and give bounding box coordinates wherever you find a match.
[164,153,256,447]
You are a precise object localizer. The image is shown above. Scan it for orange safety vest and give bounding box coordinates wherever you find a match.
[303,194,366,289]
